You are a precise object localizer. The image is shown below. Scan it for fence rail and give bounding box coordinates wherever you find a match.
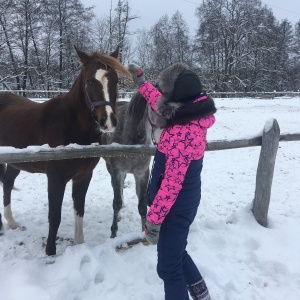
[0,133,299,164]
[1,89,300,99]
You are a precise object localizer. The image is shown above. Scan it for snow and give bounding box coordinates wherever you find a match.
[0,97,300,300]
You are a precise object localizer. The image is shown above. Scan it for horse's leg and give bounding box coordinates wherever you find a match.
[46,174,66,256]
[3,165,21,229]
[106,163,126,238]
[134,168,150,232]
[72,173,93,245]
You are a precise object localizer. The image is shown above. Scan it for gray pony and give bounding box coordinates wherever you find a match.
[101,92,162,238]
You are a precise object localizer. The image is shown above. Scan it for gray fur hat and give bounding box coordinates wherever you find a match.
[155,63,216,126]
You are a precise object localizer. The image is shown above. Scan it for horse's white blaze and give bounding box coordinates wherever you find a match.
[74,209,84,244]
[95,69,115,132]
[4,204,19,229]
[104,105,114,131]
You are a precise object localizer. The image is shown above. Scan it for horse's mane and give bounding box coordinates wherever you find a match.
[95,52,132,79]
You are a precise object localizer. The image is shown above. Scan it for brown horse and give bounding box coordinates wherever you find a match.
[0,47,131,255]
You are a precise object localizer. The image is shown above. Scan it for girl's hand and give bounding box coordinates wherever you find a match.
[127,63,145,88]
[144,220,161,245]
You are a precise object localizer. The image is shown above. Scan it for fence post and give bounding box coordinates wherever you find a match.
[252,119,280,227]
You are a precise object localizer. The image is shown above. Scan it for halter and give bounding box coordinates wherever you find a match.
[85,83,116,113]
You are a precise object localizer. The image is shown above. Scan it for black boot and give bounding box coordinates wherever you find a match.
[187,278,211,300]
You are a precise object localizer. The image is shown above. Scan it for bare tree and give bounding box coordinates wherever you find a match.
[41,0,94,89]
[93,0,138,64]
[0,0,22,89]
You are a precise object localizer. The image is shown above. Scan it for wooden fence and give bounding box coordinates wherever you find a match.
[0,119,299,227]
[1,89,300,99]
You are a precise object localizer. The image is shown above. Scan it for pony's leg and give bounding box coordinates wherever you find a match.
[46,174,66,256]
[72,173,93,245]
[134,168,150,232]
[2,166,21,229]
[0,213,3,235]
[0,165,4,234]
[107,163,126,238]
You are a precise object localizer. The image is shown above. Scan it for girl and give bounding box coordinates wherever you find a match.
[128,63,216,300]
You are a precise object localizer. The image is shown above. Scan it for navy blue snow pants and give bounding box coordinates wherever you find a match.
[157,207,202,300]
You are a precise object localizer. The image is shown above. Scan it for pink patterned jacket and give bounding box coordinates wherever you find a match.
[139,82,216,225]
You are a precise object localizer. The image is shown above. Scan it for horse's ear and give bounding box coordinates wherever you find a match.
[74,45,90,65]
[110,46,120,59]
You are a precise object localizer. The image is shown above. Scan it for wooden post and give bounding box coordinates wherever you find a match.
[252,119,280,227]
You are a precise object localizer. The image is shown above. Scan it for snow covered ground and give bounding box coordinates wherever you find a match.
[0,97,299,300]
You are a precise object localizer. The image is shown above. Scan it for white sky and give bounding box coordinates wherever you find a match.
[82,0,300,33]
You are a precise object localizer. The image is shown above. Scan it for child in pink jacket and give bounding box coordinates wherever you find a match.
[128,63,216,300]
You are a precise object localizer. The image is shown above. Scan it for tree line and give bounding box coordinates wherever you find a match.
[1,0,299,94]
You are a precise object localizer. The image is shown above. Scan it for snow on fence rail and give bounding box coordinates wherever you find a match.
[1,90,300,99]
[0,119,299,228]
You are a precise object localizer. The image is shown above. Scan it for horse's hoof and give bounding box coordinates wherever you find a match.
[110,232,117,239]
[46,256,56,264]
[9,224,26,231]
[46,245,56,256]
[9,223,20,230]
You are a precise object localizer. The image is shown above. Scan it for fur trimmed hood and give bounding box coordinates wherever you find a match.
[154,63,216,126]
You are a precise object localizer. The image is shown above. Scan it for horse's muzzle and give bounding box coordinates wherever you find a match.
[98,108,117,133]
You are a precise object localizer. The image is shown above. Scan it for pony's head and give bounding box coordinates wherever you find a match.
[75,46,131,132]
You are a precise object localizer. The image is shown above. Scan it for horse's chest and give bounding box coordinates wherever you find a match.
[106,156,151,174]
[60,158,100,180]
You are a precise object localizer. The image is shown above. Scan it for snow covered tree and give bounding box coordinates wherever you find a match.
[194,0,286,93]
[144,11,191,76]
[290,21,300,91]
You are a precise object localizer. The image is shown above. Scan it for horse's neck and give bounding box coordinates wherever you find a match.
[67,75,85,106]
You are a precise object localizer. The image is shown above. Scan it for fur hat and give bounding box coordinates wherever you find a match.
[154,63,216,126]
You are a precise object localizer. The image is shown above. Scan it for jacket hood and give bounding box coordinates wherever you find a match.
[155,63,217,126]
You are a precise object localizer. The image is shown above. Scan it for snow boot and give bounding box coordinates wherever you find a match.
[187,278,211,300]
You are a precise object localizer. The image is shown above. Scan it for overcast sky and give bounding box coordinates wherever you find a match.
[82,0,300,33]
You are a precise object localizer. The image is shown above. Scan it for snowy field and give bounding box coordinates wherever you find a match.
[0,97,299,300]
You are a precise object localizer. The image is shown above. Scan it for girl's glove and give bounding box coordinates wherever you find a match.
[127,63,145,88]
[144,220,161,245]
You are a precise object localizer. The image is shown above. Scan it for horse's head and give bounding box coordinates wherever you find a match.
[75,46,131,132]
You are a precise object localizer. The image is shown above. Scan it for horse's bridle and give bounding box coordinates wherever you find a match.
[85,83,116,113]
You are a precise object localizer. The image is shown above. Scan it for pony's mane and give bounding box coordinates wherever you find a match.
[94,52,132,79]
[127,92,148,125]
[0,164,6,184]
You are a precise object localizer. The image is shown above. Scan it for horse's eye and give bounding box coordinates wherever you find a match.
[87,80,93,86]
